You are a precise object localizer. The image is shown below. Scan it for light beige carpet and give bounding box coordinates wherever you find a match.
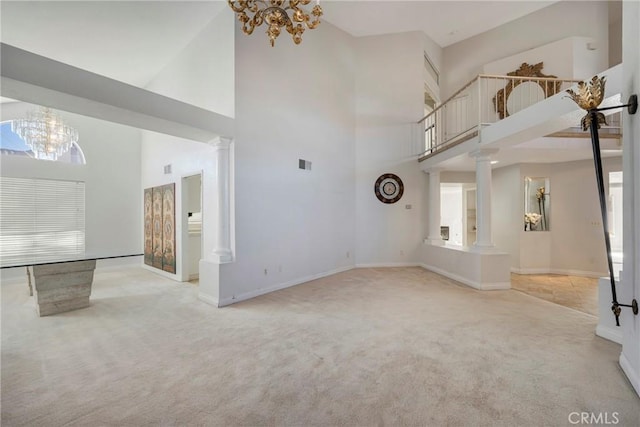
[2,266,639,426]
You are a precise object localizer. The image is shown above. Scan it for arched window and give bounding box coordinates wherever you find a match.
[0,121,86,164]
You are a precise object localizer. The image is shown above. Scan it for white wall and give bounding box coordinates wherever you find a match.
[441,185,463,246]
[140,9,235,284]
[354,31,426,266]
[1,102,142,279]
[217,21,357,303]
[482,36,602,81]
[186,174,201,214]
[549,157,621,276]
[442,0,609,98]
[140,131,216,282]
[441,171,475,183]
[620,0,640,398]
[492,164,521,268]
[491,157,622,276]
[608,0,622,67]
[144,8,235,118]
[423,33,443,102]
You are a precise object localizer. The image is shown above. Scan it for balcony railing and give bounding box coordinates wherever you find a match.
[416,74,581,161]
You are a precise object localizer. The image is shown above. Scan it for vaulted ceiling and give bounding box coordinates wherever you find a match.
[0,1,621,171]
[1,1,558,88]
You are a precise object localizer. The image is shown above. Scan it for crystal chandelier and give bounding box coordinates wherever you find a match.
[228,0,323,47]
[11,107,78,161]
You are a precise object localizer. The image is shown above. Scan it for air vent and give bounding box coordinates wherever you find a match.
[298,159,312,171]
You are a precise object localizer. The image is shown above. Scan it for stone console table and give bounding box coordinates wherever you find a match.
[29,260,96,316]
[2,254,142,316]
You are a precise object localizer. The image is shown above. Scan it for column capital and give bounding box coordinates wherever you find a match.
[210,248,233,264]
[208,136,233,150]
[469,148,498,160]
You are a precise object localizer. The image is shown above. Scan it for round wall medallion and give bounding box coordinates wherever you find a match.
[374,173,404,204]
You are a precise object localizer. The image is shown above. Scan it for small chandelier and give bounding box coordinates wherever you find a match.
[11,107,78,161]
[228,0,323,47]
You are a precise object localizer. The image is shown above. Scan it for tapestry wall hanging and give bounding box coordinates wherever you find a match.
[144,183,176,273]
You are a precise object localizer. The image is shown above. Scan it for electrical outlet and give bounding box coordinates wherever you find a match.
[346,251,350,259]
[264,268,268,275]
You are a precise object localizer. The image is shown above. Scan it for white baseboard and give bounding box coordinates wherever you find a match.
[141,263,181,282]
[511,267,549,274]
[188,273,199,281]
[620,351,640,397]
[420,263,510,291]
[511,267,606,278]
[218,265,355,307]
[197,292,219,307]
[595,325,623,344]
[355,262,420,268]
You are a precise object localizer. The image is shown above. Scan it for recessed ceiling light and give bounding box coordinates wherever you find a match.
[491,160,499,165]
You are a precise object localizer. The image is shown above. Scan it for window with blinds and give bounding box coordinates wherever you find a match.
[0,177,85,265]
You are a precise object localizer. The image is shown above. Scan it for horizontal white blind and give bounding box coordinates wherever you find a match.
[0,177,85,266]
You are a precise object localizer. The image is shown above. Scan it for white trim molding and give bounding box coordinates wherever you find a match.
[355,262,421,268]
[197,292,219,308]
[511,267,608,278]
[596,325,623,344]
[620,352,640,397]
[420,263,510,290]
[218,266,354,307]
[205,136,235,264]
[420,242,511,291]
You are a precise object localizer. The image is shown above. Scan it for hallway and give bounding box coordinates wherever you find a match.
[511,273,598,316]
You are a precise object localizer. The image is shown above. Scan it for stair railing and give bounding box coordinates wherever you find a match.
[416,74,581,161]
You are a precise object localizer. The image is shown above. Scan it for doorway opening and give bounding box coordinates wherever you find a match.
[608,171,623,277]
[424,85,438,154]
[182,173,202,283]
[439,183,476,247]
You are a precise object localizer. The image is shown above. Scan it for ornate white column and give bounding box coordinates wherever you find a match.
[209,136,234,263]
[470,149,498,251]
[426,169,444,245]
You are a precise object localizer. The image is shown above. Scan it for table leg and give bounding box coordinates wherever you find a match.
[31,260,96,316]
[26,266,33,296]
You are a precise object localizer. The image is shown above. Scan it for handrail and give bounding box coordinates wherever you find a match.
[479,73,582,83]
[414,72,582,160]
[417,75,480,124]
[417,74,582,124]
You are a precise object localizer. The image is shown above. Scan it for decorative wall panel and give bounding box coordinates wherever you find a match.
[144,188,153,266]
[152,187,163,269]
[161,184,176,273]
[144,183,176,273]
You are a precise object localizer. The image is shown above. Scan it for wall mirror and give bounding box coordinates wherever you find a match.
[493,62,561,119]
[524,177,550,231]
